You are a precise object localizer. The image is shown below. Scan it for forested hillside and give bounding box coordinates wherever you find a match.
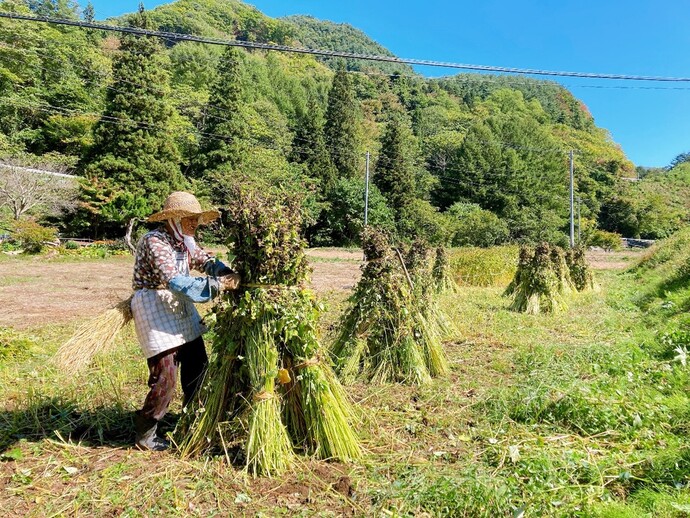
[1,0,681,245]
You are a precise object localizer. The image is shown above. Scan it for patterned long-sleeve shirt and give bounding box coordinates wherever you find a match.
[133,229,212,290]
[130,228,219,358]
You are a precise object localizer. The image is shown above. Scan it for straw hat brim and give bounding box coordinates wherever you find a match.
[147,208,220,225]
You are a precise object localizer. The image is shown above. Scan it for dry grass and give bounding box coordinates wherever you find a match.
[53,297,133,376]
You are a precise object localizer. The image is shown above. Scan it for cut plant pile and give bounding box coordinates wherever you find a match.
[432,246,459,294]
[331,230,452,385]
[53,296,133,375]
[566,245,595,291]
[176,187,360,476]
[504,242,593,314]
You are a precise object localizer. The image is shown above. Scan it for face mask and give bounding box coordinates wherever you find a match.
[170,219,198,255]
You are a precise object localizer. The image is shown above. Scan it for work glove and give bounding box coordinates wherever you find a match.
[204,258,234,277]
[219,273,241,291]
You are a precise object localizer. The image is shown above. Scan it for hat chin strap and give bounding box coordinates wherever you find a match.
[170,219,198,255]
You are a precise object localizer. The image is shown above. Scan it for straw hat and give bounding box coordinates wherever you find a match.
[147,191,220,224]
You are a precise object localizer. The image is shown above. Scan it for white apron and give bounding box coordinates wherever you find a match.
[131,251,207,358]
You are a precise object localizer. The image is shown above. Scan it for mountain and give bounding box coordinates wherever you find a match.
[0,0,656,244]
[282,15,414,75]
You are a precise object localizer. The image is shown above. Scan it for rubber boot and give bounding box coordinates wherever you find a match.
[134,412,170,451]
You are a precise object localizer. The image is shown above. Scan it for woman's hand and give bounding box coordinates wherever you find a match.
[219,273,241,291]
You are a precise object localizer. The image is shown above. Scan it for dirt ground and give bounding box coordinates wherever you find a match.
[0,247,641,330]
[586,248,646,270]
[0,249,363,330]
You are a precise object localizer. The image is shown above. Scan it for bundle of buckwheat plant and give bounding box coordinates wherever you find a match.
[177,186,360,476]
[331,229,447,385]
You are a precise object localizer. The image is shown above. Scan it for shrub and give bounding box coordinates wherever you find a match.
[313,177,395,246]
[11,219,59,254]
[64,240,80,250]
[398,199,454,245]
[588,229,623,251]
[448,202,510,247]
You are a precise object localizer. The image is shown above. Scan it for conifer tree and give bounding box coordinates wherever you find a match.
[374,115,418,214]
[82,1,95,23]
[195,46,249,178]
[79,5,184,224]
[324,63,359,179]
[291,97,336,195]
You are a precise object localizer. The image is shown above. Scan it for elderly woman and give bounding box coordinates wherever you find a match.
[131,191,239,451]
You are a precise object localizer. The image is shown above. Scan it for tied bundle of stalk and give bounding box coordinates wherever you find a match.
[432,246,459,294]
[403,241,454,373]
[504,242,567,314]
[331,229,447,385]
[566,246,595,291]
[550,245,576,295]
[53,296,133,375]
[176,186,360,476]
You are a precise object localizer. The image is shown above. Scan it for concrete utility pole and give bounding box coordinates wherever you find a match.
[577,196,582,245]
[364,151,370,227]
[569,150,575,247]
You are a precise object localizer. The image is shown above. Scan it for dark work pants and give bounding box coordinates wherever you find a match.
[139,336,208,421]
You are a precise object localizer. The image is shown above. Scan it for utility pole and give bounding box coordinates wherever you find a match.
[364,151,370,227]
[363,151,370,262]
[577,196,582,245]
[569,150,575,248]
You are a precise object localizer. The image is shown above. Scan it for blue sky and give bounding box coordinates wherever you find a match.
[91,0,690,167]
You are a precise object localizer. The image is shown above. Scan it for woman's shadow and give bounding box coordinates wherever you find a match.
[0,397,182,453]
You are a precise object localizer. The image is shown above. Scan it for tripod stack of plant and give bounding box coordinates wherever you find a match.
[331,229,450,385]
[177,186,360,476]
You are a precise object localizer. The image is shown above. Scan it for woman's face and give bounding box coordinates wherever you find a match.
[180,216,200,236]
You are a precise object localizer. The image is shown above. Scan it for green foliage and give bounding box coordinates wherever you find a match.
[397,199,454,245]
[11,218,58,253]
[432,90,568,242]
[313,176,395,246]
[194,46,246,177]
[0,0,658,247]
[324,64,360,179]
[448,202,510,247]
[588,229,623,251]
[374,114,419,215]
[290,96,337,195]
[284,15,413,75]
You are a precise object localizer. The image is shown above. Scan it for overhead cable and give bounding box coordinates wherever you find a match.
[1,11,690,83]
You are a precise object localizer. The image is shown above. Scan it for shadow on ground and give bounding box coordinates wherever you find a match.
[0,397,182,452]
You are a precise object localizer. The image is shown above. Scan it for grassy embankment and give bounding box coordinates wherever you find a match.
[1,240,690,516]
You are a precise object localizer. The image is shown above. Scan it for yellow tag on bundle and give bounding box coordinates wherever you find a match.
[277,368,291,385]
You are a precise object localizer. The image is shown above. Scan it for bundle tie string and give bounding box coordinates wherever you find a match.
[241,283,306,290]
[252,390,275,402]
[294,356,320,370]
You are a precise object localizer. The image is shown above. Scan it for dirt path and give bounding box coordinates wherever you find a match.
[0,250,362,329]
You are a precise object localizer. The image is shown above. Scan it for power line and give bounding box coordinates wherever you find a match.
[2,11,690,83]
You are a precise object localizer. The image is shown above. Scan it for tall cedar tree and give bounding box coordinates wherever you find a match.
[291,97,336,196]
[375,115,417,216]
[195,46,249,183]
[79,6,183,218]
[324,63,359,179]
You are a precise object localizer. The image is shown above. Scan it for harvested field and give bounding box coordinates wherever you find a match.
[0,249,362,329]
